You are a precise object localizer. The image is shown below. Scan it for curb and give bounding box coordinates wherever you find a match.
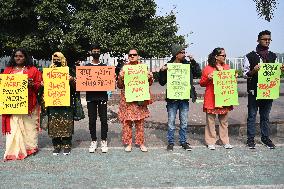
[107,110,284,137]
[144,120,284,137]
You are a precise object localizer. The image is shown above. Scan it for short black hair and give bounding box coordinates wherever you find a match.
[258,30,271,40]
[7,48,33,67]
[91,43,100,50]
[128,48,138,54]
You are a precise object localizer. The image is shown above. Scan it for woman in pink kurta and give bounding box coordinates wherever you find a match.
[117,49,153,152]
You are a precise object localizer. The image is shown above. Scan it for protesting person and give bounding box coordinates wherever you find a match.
[158,44,199,151]
[117,49,153,152]
[2,48,42,161]
[200,47,234,150]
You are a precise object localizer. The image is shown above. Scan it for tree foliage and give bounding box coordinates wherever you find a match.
[253,0,278,22]
[0,0,184,64]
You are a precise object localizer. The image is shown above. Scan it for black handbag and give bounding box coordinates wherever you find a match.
[73,92,85,121]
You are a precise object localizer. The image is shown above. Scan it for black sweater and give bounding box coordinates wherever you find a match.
[245,51,277,93]
[85,62,108,102]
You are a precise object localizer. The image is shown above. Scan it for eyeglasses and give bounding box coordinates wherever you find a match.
[217,54,226,57]
[260,38,272,41]
[129,54,138,57]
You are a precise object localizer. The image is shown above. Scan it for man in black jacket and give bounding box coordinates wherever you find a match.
[158,44,199,151]
[86,44,109,153]
[243,30,284,149]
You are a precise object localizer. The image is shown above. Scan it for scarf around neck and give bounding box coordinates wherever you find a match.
[256,44,269,61]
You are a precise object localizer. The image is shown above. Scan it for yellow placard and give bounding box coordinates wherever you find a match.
[0,74,28,114]
[43,67,70,106]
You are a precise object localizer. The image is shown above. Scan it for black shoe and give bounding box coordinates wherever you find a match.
[63,147,71,155]
[53,148,61,156]
[167,144,174,151]
[181,143,192,151]
[261,137,276,149]
[247,139,256,149]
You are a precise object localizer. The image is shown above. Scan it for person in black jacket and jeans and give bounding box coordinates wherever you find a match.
[158,44,199,151]
[86,44,109,153]
[243,30,284,149]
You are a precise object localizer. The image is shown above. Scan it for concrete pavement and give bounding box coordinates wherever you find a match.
[0,146,283,188]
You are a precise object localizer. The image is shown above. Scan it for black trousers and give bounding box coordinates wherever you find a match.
[52,136,72,148]
[87,100,108,141]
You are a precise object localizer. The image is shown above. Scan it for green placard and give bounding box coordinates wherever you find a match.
[167,63,191,99]
[213,69,239,107]
[257,63,282,99]
[124,64,150,102]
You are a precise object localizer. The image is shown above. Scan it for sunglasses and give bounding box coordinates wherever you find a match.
[129,54,138,57]
[260,38,272,41]
[217,54,226,57]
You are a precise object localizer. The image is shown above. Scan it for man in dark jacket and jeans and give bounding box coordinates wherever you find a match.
[243,30,284,149]
[159,44,199,151]
[86,44,109,153]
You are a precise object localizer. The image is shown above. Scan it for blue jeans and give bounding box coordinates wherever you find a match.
[167,100,189,144]
[247,94,273,139]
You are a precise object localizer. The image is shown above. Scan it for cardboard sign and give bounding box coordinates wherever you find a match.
[213,69,239,107]
[124,64,150,102]
[167,63,191,99]
[0,74,28,114]
[43,67,70,106]
[257,63,282,99]
[76,66,115,91]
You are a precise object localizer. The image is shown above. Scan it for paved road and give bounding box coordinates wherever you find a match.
[0,146,283,189]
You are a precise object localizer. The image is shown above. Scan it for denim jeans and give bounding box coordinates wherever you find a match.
[247,93,273,139]
[167,100,189,144]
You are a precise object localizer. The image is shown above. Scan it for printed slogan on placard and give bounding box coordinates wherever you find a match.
[213,69,239,107]
[43,67,70,106]
[0,74,28,114]
[76,66,115,91]
[257,63,282,99]
[167,64,191,99]
[124,64,150,102]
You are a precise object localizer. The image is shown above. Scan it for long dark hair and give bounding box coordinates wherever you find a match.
[7,48,33,67]
[207,47,224,67]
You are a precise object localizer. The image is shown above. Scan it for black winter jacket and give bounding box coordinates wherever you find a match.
[158,59,199,102]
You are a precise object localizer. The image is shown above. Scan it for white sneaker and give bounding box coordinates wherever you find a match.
[101,140,108,153]
[207,144,216,150]
[140,145,148,152]
[89,141,98,153]
[224,144,233,149]
[125,145,132,152]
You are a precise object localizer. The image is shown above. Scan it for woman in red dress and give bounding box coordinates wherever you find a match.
[200,47,234,150]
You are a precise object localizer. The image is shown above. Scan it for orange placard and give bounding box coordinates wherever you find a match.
[76,66,115,91]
